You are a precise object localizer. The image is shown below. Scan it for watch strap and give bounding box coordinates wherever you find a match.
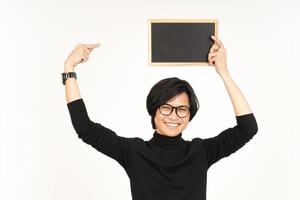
[62,72,77,85]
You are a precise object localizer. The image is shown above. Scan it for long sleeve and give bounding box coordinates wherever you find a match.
[66,98,130,171]
[203,113,258,168]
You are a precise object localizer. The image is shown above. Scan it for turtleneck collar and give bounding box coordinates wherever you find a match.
[149,131,185,150]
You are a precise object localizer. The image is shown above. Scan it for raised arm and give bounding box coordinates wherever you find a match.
[64,43,100,103]
[208,36,252,116]
[203,36,258,168]
[63,43,130,171]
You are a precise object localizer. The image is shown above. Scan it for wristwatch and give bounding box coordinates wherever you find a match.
[62,72,77,85]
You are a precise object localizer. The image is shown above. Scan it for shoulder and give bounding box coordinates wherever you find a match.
[126,137,145,143]
[190,137,204,144]
[122,136,147,147]
[189,137,208,150]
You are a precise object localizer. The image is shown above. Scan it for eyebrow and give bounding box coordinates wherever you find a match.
[164,103,190,108]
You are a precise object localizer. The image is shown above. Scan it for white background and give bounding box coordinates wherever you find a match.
[0,0,299,199]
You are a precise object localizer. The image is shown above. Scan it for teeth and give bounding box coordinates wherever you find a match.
[165,122,179,127]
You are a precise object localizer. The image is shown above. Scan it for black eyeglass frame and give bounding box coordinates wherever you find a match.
[158,103,191,118]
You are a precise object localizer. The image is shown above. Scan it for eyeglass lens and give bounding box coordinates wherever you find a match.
[159,104,189,118]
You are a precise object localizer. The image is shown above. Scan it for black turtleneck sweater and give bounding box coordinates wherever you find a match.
[67,98,258,200]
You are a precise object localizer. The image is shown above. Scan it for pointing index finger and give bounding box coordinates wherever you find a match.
[83,43,101,49]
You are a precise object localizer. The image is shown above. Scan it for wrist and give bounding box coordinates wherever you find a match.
[64,60,76,70]
[218,69,230,77]
[64,65,74,72]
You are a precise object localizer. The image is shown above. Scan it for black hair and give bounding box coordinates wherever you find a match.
[146,77,199,129]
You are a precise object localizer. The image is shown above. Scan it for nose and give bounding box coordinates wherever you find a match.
[168,108,178,120]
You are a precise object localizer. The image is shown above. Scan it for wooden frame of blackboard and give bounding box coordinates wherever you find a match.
[148,19,218,66]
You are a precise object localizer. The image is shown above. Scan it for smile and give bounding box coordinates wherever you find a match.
[164,122,180,127]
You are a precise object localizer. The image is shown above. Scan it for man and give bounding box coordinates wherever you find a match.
[62,36,258,200]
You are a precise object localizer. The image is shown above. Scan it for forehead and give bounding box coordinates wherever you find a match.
[166,92,189,106]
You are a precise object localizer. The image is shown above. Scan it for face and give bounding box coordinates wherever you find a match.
[154,92,190,137]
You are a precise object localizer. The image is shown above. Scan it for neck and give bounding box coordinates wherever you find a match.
[149,131,184,150]
[155,130,182,138]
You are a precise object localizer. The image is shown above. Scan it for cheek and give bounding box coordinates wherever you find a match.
[154,111,163,126]
[180,118,190,129]
[181,120,188,128]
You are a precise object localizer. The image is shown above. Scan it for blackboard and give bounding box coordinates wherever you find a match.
[148,19,218,66]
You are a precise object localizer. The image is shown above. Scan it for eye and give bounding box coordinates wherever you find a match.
[159,104,172,115]
[177,107,188,113]
[178,107,187,111]
[160,105,171,111]
[176,106,190,118]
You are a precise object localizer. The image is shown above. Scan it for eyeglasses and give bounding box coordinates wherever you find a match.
[158,103,190,118]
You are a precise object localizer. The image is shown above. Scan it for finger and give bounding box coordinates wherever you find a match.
[211,36,224,48]
[76,44,91,53]
[208,52,218,58]
[81,58,88,63]
[209,44,219,53]
[208,54,216,64]
[84,47,95,54]
[211,35,223,47]
[80,55,89,63]
[82,47,91,54]
[209,56,216,62]
[80,49,89,56]
[208,58,215,65]
[83,43,101,49]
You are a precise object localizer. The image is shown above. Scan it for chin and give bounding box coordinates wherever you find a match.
[155,122,187,137]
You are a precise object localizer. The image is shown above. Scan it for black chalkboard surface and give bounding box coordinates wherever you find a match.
[148,19,218,66]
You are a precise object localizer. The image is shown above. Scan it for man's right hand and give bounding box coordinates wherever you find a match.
[64,43,101,71]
